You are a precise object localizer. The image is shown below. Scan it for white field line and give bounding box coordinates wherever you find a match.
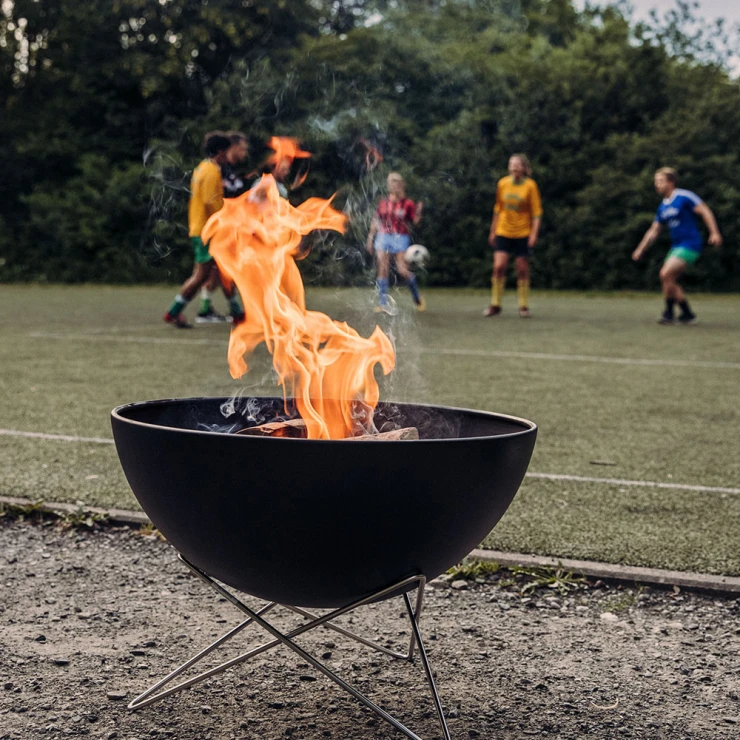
[0,429,114,444]
[526,472,740,495]
[29,331,223,347]
[421,347,740,370]
[1,427,738,494]
[27,331,740,369]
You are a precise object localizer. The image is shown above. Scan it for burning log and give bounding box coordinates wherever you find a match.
[345,427,419,441]
[235,419,418,441]
[236,419,307,438]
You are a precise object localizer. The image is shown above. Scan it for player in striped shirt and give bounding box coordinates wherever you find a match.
[632,168,722,324]
[366,173,425,313]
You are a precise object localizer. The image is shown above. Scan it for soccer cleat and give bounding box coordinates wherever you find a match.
[196,308,229,324]
[518,307,531,318]
[482,305,501,317]
[415,296,427,313]
[677,312,697,325]
[164,312,193,329]
[657,313,675,325]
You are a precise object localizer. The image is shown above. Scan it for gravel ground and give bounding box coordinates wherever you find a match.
[1,519,739,740]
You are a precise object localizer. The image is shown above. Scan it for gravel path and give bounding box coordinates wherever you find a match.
[1,519,739,739]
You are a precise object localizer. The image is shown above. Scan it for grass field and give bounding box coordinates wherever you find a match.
[1,284,739,575]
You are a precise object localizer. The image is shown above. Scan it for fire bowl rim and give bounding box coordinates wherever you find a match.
[111,396,537,442]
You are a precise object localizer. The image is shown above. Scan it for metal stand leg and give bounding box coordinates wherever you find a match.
[128,555,451,739]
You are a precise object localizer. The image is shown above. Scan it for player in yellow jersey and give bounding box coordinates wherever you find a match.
[197,131,250,323]
[483,154,542,318]
[164,132,244,328]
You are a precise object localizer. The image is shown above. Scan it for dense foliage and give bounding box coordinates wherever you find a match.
[1,0,738,290]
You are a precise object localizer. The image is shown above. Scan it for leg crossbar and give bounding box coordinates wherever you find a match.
[128,555,451,740]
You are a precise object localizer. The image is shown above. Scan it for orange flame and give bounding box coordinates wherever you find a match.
[266,136,312,165]
[266,136,312,188]
[202,175,396,440]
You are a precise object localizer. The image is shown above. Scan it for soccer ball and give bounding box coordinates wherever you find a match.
[404,244,429,267]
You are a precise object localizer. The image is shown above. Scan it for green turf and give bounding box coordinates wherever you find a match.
[1,285,739,574]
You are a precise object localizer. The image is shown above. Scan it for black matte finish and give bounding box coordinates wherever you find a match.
[111,398,536,608]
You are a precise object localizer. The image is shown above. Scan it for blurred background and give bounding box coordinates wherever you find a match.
[1,0,738,291]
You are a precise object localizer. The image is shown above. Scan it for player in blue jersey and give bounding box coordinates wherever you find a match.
[632,167,722,324]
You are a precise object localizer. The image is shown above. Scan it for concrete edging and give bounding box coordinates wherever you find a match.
[2,495,739,596]
[470,549,740,595]
[0,495,149,527]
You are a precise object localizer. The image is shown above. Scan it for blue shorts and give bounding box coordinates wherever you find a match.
[375,233,410,254]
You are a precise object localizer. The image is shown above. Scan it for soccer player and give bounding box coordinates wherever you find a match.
[163,132,244,328]
[197,131,250,323]
[222,131,249,198]
[632,167,722,324]
[483,154,542,318]
[366,172,425,313]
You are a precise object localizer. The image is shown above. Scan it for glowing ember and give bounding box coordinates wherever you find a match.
[202,171,395,440]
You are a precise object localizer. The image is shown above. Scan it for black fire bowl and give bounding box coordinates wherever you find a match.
[111,397,537,609]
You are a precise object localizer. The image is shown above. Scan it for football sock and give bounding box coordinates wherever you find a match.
[200,288,214,314]
[678,299,692,316]
[167,295,187,317]
[665,298,676,317]
[377,278,389,306]
[517,279,530,309]
[408,275,421,303]
[491,277,505,307]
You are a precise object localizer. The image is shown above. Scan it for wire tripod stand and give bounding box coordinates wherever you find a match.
[128,554,452,740]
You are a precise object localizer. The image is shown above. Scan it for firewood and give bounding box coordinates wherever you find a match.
[235,420,418,441]
[236,419,307,438]
[344,427,419,441]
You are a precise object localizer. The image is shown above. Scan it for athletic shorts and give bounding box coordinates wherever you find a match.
[375,232,410,254]
[191,236,213,264]
[665,246,701,265]
[494,235,531,258]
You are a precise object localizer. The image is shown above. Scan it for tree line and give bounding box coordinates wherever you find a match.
[1,0,738,291]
